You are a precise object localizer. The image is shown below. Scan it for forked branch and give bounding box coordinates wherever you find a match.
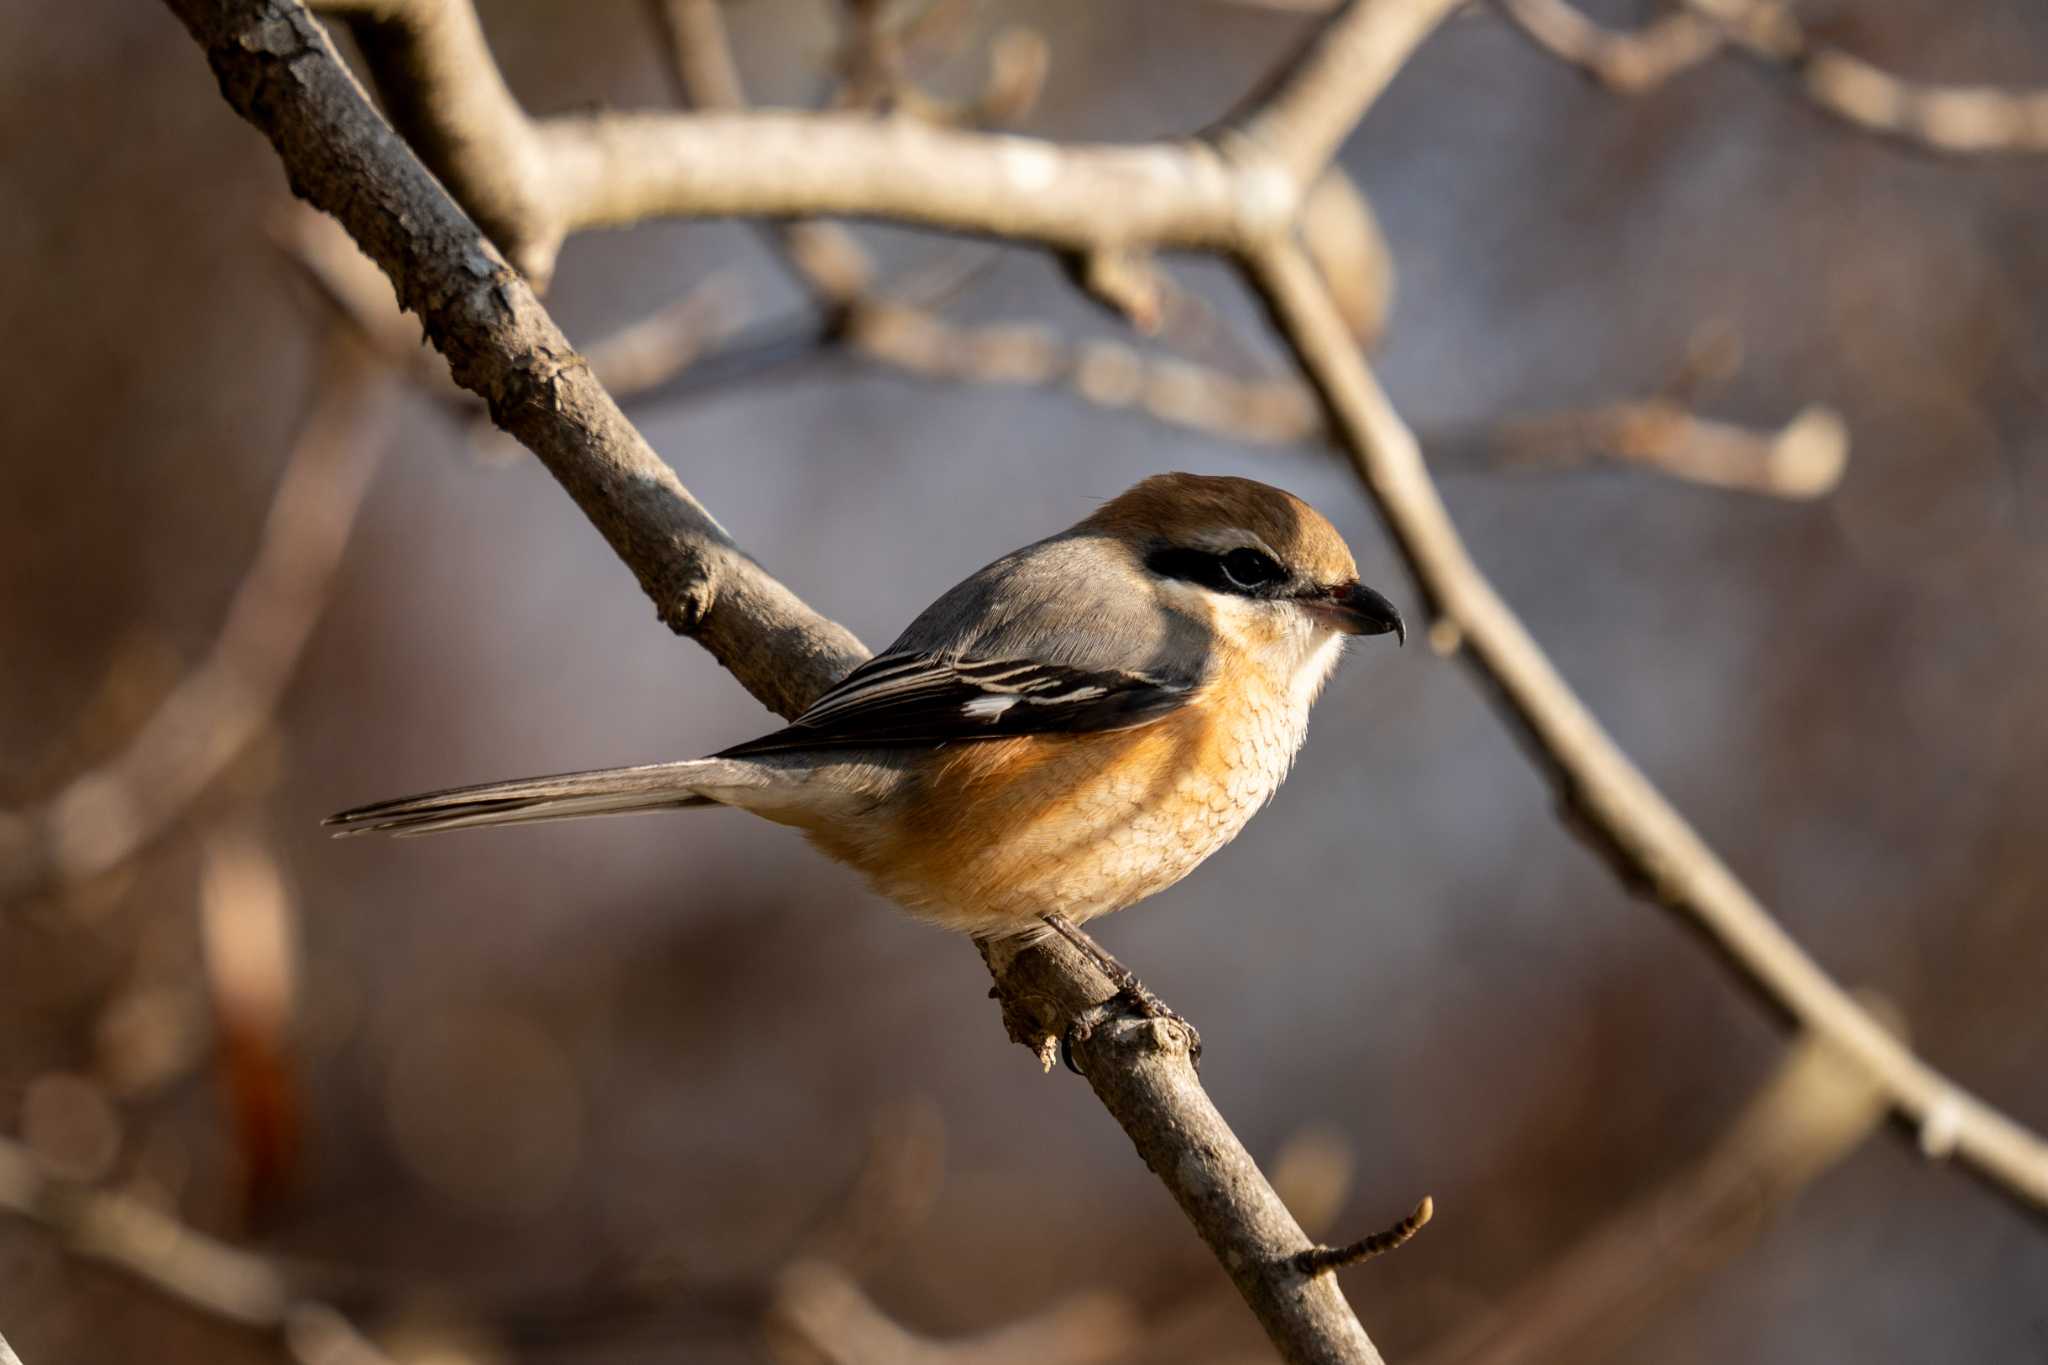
[158,2,1411,1358]
[153,18,2048,1365]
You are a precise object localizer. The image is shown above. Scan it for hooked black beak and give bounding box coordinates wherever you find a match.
[1310,581,1406,645]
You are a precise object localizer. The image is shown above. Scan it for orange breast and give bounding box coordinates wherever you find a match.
[811,669,1304,937]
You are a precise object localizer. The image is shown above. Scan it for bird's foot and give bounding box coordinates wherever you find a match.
[1058,985,1202,1074]
[1114,982,1202,1064]
[1040,912,1203,1072]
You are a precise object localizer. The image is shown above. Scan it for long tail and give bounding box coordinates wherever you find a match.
[326,759,752,837]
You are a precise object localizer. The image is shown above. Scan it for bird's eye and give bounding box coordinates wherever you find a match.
[1221,547,1283,590]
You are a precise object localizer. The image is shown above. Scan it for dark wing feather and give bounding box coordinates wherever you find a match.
[716,653,1196,758]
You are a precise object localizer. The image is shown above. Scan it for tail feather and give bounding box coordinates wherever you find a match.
[326,760,734,837]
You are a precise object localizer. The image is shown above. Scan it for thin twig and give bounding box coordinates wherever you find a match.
[1493,0,1721,94]
[647,0,1327,440]
[1495,399,1849,499]
[1293,1197,1433,1276]
[1497,0,2048,154]
[841,304,1322,444]
[1235,0,1467,183]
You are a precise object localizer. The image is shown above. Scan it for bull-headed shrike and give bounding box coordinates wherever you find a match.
[331,473,1403,1051]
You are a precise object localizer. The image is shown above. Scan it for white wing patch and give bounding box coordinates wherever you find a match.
[716,654,1197,756]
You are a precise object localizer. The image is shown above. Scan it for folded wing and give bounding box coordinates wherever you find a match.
[716,653,1198,757]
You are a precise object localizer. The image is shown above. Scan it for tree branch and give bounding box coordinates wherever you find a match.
[0,1136,397,1365]
[1493,0,1721,95]
[980,934,1390,1365]
[1495,398,1849,500]
[769,1257,1140,1365]
[158,3,1407,1359]
[0,327,393,899]
[1415,1009,1892,1365]
[1234,0,1465,182]
[1241,236,2048,1208]
[170,0,867,721]
[166,0,2047,1283]
[1497,0,2048,155]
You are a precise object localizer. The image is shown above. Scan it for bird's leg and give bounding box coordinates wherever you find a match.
[1039,913,1202,1069]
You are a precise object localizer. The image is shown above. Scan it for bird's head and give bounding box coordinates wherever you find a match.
[1084,472,1403,694]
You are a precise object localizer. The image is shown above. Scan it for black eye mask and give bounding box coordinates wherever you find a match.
[1145,544,1291,598]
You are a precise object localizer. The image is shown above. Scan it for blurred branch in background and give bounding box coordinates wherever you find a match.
[1689,0,2048,154]
[162,0,2046,1283]
[646,0,1357,439]
[1490,321,1848,498]
[1414,1006,1895,1365]
[1242,232,2048,1209]
[1495,0,1719,94]
[1498,0,2048,153]
[0,1136,397,1365]
[1496,400,1848,500]
[796,1099,948,1275]
[0,329,395,902]
[165,2,1449,1359]
[768,1260,1141,1365]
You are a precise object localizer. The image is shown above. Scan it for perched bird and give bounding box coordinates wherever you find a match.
[330,474,1402,1034]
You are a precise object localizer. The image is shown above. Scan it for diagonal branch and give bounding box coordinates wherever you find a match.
[158,3,1402,1360]
[0,327,393,899]
[0,1135,398,1365]
[1241,237,2048,1209]
[1496,0,2048,155]
[1234,0,1465,182]
[169,1,867,722]
[169,0,2048,1257]
[1415,1010,1892,1365]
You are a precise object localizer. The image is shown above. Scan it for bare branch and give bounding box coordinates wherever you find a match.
[172,0,2048,1242]
[0,328,392,899]
[0,1136,397,1365]
[981,933,1390,1365]
[769,1258,1140,1365]
[160,4,1407,1359]
[307,0,1461,271]
[173,1,868,720]
[842,303,1322,445]
[1496,399,1849,499]
[1498,0,2048,153]
[1415,1009,1894,1365]
[1293,1197,1433,1277]
[1234,0,1466,184]
[649,0,878,307]
[580,273,746,398]
[1243,235,2048,1208]
[310,0,1263,259]
[1299,167,1395,349]
[318,0,568,281]
[1494,0,1721,94]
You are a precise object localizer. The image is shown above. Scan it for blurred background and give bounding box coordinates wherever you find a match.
[3,1,2046,1361]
